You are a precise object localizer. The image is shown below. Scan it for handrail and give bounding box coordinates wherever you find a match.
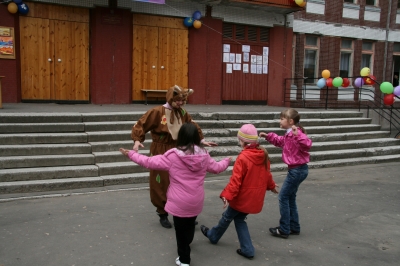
[284,77,400,138]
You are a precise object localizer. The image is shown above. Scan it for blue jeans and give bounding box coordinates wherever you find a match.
[278,164,308,235]
[206,206,254,257]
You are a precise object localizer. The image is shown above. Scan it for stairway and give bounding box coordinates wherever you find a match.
[1,111,400,194]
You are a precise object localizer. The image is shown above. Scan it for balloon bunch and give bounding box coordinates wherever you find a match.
[316,70,350,89]
[183,11,202,29]
[7,0,29,15]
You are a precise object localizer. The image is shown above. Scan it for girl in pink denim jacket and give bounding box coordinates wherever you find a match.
[120,123,230,266]
[259,108,312,239]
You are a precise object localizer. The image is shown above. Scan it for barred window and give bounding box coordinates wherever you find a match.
[304,36,319,84]
[223,23,269,43]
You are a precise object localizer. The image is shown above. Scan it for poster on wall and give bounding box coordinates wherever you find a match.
[0,27,15,59]
[226,64,232,73]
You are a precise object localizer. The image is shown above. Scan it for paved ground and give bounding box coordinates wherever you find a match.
[1,162,399,266]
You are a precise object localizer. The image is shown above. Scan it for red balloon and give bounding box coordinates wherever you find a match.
[326,78,333,87]
[383,94,395,105]
[364,75,376,85]
[342,78,350,88]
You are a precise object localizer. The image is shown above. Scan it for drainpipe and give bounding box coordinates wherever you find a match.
[383,0,392,80]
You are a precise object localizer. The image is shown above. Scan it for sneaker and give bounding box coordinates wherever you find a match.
[269,227,289,239]
[200,225,209,238]
[236,249,254,259]
[276,226,300,235]
[175,257,190,266]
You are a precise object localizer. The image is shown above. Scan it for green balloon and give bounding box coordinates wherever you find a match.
[332,77,343,87]
[380,82,394,94]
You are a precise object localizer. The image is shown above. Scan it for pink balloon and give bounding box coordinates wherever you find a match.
[394,86,400,97]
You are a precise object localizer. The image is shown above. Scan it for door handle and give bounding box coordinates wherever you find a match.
[58,59,62,62]
[152,66,155,68]
[161,66,164,69]
[48,58,52,62]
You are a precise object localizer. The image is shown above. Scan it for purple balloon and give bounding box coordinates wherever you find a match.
[394,86,400,97]
[354,77,364,88]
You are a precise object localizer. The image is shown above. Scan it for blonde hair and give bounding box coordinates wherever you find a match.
[280,108,307,134]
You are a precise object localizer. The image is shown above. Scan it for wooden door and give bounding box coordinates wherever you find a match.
[132,25,159,100]
[19,3,89,101]
[20,17,53,100]
[132,14,188,101]
[54,21,89,101]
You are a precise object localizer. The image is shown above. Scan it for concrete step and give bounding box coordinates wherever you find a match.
[0,123,85,133]
[0,154,95,169]
[0,143,92,157]
[0,133,88,145]
[1,153,399,194]
[0,165,99,182]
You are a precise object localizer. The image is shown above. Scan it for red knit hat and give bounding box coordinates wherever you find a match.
[237,124,258,143]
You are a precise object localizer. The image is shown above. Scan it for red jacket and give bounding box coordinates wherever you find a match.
[220,145,276,214]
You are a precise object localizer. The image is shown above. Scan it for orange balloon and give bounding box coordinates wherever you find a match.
[8,2,18,14]
[193,20,202,29]
[321,70,330,79]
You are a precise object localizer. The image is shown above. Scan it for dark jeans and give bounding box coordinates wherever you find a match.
[206,206,254,257]
[278,164,308,235]
[173,215,197,264]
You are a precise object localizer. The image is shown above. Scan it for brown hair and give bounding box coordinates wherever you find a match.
[280,108,307,134]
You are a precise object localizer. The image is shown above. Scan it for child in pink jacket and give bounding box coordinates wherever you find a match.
[259,108,312,239]
[120,123,230,266]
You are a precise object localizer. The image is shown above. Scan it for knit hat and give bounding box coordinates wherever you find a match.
[237,124,258,143]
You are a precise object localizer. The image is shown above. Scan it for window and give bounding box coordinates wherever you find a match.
[365,0,377,6]
[340,39,353,78]
[343,0,356,3]
[304,36,319,84]
[223,23,269,43]
[362,41,374,71]
[394,43,400,53]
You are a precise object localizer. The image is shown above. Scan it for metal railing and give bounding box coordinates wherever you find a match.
[284,77,400,138]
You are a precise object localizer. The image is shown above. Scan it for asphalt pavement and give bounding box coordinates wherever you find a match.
[1,162,399,266]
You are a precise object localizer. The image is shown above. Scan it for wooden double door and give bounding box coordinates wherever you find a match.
[19,3,89,101]
[132,14,188,101]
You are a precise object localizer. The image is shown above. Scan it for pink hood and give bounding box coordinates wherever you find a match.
[127,146,230,217]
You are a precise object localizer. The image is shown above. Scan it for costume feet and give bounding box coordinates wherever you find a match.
[158,213,172,228]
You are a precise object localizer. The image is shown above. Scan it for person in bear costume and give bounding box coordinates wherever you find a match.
[131,85,217,228]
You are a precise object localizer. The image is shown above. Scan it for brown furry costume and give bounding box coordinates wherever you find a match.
[131,85,204,215]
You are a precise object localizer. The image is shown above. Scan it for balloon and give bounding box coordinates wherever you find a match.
[13,0,23,4]
[295,0,306,7]
[317,78,326,89]
[360,67,370,77]
[342,78,350,88]
[18,2,29,15]
[394,86,400,97]
[7,2,18,13]
[332,77,343,87]
[354,77,364,88]
[321,69,330,79]
[326,78,333,87]
[383,94,395,106]
[364,74,376,85]
[183,17,194,27]
[380,82,394,94]
[192,11,202,20]
[193,20,202,29]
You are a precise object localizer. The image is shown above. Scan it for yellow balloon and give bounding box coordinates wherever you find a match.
[360,67,370,77]
[295,0,306,7]
[321,70,330,79]
[193,20,202,29]
[7,2,18,14]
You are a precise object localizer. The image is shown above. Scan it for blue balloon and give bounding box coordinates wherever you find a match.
[192,11,202,20]
[18,2,29,15]
[183,17,194,27]
[13,0,23,4]
[317,78,326,89]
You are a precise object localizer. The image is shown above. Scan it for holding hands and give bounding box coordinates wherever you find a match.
[259,132,268,139]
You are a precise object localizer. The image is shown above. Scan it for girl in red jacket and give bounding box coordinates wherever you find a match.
[200,124,278,259]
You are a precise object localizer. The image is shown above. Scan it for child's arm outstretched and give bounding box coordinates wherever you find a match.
[206,156,231,174]
[119,148,171,172]
[259,132,285,148]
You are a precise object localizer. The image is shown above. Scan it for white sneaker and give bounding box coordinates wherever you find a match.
[175,257,190,266]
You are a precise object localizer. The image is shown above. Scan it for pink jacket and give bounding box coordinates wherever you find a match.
[127,146,230,217]
[266,130,312,168]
